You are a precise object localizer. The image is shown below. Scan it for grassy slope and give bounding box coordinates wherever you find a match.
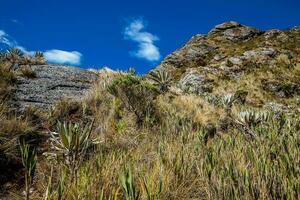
[31,72,299,199]
[0,30,299,199]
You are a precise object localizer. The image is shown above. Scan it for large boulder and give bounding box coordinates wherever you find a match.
[10,64,98,111]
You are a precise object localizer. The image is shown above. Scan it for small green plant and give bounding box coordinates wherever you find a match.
[143,177,163,200]
[148,70,172,92]
[43,166,53,200]
[120,166,140,200]
[57,170,66,200]
[20,141,37,200]
[115,120,126,134]
[49,121,94,184]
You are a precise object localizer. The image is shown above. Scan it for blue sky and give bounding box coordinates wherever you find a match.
[0,0,299,73]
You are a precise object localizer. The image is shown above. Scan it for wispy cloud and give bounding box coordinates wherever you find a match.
[0,29,82,65]
[0,30,17,48]
[11,19,19,24]
[124,19,161,62]
[44,50,82,65]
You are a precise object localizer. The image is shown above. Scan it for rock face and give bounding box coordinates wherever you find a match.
[11,64,98,111]
[151,21,300,99]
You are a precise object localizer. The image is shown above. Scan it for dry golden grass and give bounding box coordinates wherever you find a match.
[18,65,37,78]
[156,94,225,126]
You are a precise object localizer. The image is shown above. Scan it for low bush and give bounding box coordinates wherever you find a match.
[108,74,159,125]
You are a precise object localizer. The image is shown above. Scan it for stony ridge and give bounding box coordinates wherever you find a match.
[152,21,300,102]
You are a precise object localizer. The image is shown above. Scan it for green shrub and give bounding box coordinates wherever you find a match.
[108,74,159,125]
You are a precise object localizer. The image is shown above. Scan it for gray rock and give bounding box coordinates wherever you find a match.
[178,71,213,94]
[213,21,241,30]
[10,64,98,111]
[209,21,263,42]
[242,47,276,64]
[213,54,226,61]
[228,57,243,65]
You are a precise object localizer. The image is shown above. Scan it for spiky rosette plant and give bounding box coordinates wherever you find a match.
[148,69,172,92]
[237,110,270,127]
[5,48,24,69]
[49,121,94,184]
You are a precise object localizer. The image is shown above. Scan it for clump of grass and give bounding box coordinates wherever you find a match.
[120,166,140,200]
[156,94,225,131]
[19,66,37,79]
[20,141,37,200]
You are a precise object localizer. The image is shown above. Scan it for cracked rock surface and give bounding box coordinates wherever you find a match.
[11,64,98,111]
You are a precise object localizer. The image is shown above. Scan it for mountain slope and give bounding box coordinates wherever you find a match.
[152,21,300,107]
[0,21,299,199]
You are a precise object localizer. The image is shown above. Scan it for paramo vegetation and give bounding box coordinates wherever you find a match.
[0,21,300,200]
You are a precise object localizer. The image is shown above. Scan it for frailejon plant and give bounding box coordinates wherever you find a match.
[148,70,172,93]
[221,93,235,109]
[20,141,37,200]
[237,110,270,127]
[49,121,94,185]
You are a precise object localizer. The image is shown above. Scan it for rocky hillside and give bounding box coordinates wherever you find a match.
[0,21,299,199]
[7,21,300,112]
[152,21,300,107]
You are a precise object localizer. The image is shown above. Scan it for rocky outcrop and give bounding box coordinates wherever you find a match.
[155,34,216,70]
[152,21,300,97]
[208,21,263,42]
[10,64,98,111]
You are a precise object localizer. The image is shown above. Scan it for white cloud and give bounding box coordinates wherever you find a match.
[124,19,161,62]
[0,30,17,47]
[0,30,82,65]
[44,50,82,65]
